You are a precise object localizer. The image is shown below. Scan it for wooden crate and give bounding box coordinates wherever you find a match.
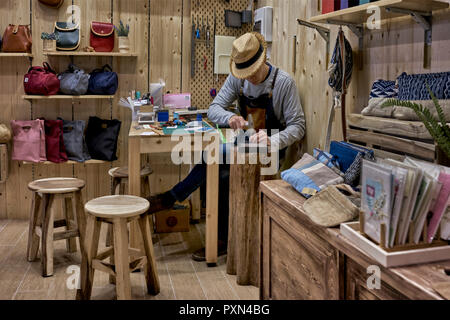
[154,200,191,233]
[0,144,7,183]
[347,114,436,162]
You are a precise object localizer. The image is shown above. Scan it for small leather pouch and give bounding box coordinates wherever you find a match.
[54,22,80,51]
[38,0,64,8]
[303,184,360,228]
[90,22,115,52]
[2,24,32,53]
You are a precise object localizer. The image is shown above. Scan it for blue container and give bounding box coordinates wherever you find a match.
[157,110,169,122]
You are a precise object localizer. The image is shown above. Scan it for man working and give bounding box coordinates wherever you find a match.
[148,32,306,261]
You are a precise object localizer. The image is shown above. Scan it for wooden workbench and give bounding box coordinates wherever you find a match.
[128,122,221,265]
[260,180,450,300]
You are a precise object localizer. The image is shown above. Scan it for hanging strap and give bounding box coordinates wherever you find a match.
[325,28,347,152]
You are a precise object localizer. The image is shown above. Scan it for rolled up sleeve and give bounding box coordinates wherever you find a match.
[207,75,239,126]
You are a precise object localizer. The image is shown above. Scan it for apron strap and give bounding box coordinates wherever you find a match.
[269,68,279,99]
[239,79,245,96]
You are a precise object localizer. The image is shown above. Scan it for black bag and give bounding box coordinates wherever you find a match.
[85,117,121,161]
[88,64,118,95]
[58,118,91,162]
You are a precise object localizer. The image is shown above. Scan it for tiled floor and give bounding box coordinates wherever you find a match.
[0,219,258,300]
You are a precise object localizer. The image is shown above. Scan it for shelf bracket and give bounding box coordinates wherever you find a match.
[326,20,364,70]
[297,19,331,68]
[385,7,432,68]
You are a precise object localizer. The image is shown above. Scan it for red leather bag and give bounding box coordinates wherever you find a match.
[24,62,60,96]
[42,119,68,163]
[90,22,115,52]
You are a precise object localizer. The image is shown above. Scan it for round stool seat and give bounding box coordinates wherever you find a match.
[28,178,85,194]
[108,165,153,179]
[85,195,150,219]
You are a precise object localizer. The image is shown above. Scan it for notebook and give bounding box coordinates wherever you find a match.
[361,160,393,247]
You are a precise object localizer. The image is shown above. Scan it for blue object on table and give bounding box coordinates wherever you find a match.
[196,113,203,121]
[136,91,141,99]
[157,110,169,122]
[174,112,179,120]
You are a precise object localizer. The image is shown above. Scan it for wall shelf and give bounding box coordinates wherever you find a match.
[23,95,115,100]
[44,52,138,57]
[22,160,108,165]
[310,0,449,24]
[0,53,33,57]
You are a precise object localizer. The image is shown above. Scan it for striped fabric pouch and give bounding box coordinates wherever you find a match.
[282,153,344,198]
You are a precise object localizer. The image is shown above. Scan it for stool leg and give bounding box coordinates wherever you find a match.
[77,215,101,300]
[113,219,132,300]
[119,182,126,196]
[112,178,120,196]
[106,224,116,285]
[41,194,55,277]
[138,215,160,295]
[63,196,77,254]
[27,192,42,262]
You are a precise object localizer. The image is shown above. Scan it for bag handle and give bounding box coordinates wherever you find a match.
[102,64,113,72]
[43,62,56,74]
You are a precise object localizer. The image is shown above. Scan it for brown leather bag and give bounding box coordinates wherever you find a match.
[2,25,32,53]
[38,0,64,8]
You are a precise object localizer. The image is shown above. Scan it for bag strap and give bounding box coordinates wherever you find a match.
[103,64,113,72]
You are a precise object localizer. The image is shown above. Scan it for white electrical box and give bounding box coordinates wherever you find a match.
[254,6,273,43]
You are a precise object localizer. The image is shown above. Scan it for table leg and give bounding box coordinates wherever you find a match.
[205,162,219,267]
[129,137,143,250]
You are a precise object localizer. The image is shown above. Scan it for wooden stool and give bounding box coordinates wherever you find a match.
[78,195,160,300]
[27,178,86,277]
[108,165,153,197]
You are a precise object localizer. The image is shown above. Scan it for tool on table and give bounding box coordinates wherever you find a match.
[191,15,196,78]
[206,16,211,48]
[196,16,201,39]
[202,16,206,41]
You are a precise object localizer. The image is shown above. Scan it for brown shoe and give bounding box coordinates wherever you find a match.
[147,194,173,214]
[192,240,227,262]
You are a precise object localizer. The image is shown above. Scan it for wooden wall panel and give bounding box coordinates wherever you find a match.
[266,0,450,155]
[0,0,32,219]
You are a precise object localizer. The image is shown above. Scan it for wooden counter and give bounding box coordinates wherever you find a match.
[260,180,450,300]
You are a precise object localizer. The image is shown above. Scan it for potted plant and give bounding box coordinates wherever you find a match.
[115,20,130,53]
[41,32,58,52]
[383,86,450,165]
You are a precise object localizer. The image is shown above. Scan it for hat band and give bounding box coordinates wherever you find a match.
[235,45,263,70]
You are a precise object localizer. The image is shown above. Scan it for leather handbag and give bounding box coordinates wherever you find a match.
[0,123,12,143]
[85,117,121,161]
[88,64,118,95]
[58,64,90,95]
[90,21,115,52]
[24,62,60,96]
[10,120,46,163]
[42,120,68,163]
[54,22,80,51]
[58,118,91,162]
[38,0,64,8]
[2,25,32,53]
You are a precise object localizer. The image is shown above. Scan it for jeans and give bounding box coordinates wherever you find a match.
[170,144,234,242]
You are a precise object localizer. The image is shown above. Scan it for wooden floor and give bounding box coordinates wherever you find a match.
[0,219,258,300]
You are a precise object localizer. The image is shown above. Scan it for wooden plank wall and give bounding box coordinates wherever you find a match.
[261,0,450,154]
[0,0,159,219]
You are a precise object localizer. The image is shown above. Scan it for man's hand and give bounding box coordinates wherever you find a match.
[250,130,271,146]
[228,115,247,130]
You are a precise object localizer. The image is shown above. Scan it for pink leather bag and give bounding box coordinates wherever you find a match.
[10,120,46,163]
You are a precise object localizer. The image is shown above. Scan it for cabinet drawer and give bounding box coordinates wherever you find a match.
[261,197,339,300]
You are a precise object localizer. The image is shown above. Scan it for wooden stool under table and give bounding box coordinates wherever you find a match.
[108,165,153,197]
[27,178,86,277]
[77,195,160,300]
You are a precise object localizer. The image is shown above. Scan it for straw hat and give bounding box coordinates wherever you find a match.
[230,32,267,79]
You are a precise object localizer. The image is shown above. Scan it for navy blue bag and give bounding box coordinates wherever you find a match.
[88,64,118,95]
[329,141,374,173]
